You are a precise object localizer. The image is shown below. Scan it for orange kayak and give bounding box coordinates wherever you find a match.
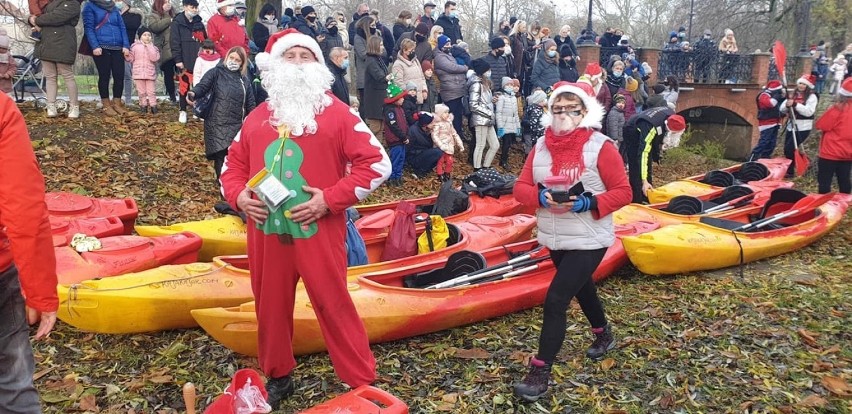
[647,159,792,203]
[50,216,126,247]
[46,192,138,234]
[57,215,535,333]
[623,193,848,275]
[190,221,658,357]
[56,232,203,285]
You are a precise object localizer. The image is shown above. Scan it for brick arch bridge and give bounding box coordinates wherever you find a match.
[576,44,813,160]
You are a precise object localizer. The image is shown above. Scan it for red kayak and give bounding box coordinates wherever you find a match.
[55,232,203,285]
[51,216,125,247]
[299,386,408,414]
[46,192,138,234]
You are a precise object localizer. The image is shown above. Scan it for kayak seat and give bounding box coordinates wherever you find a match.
[402,250,486,288]
[665,196,703,215]
[700,170,735,187]
[710,185,754,205]
[757,188,806,220]
[733,161,770,182]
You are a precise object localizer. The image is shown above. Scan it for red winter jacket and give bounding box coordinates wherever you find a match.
[815,103,852,161]
[0,94,58,312]
[206,13,249,57]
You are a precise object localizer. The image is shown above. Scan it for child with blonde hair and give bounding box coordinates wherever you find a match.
[431,104,464,181]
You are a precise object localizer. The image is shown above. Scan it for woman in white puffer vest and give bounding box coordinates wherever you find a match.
[511,81,632,402]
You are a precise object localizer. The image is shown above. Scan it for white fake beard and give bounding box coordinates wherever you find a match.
[262,61,334,136]
[662,131,684,150]
[550,114,579,135]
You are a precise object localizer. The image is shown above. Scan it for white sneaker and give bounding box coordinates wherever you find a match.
[68,104,80,119]
[179,111,187,124]
[96,100,103,109]
[46,103,57,118]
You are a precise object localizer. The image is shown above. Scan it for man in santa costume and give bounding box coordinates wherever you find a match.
[220,28,391,408]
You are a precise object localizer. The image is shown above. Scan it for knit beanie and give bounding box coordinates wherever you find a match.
[501,76,513,88]
[527,90,547,106]
[489,37,506,50]
[437,35,451,50]
[471,58,490,75]
[300,5,315,16]
[405,81,418,91]
[421,60,433,72]
[417,112,434,127]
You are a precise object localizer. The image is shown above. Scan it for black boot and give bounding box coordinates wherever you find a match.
[265,375,295,410]
[139,105,148,114]
[443,173,451,181]
[586,325,615,360]
[513,357,552,402]
[150,105,158,114]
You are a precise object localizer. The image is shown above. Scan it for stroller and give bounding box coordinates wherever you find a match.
[12,50,68,112]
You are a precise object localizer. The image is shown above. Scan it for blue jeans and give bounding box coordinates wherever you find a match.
[749,125,780,161]
[0,266,42,414]
[389,145,405,179]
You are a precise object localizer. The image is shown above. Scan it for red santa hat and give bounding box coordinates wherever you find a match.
[840,77,852,97]
[665,114,687,132]
[796,73,816,89]
[255,28,325,71]
[584,62,603,80]
[216,0,236,9]
[765,80,783,91]
[547,81,605,129]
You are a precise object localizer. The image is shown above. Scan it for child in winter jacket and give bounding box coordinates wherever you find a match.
[126,27,161,113]
[496,77,521,169]
[451,42,472,67]
[813,77,852,194]
[431,104,464,181]
[383,83,409,187]
[0,31,16,93]
[829,56,848,96]
[193,39,221,87]
[421,60,438,113]
[403,81,420,126]
[607,94,627,164]
[521,89,547,154]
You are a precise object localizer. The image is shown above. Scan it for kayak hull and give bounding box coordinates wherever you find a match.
[135,195,527,261]
[55,232,203,285]
[191,221,658,357]
[647,159,792,204]
[58,215,535,333]
[46,192,138,234]
[51,216,126,247]
[622,197,848,275]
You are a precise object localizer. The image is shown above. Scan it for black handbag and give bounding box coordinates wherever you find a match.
[192,92,213,119]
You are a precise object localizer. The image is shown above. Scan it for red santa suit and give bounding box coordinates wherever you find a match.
[206,0,249,57]
[220,30,391,387]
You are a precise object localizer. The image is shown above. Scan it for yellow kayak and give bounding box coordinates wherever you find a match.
[622,194,848,275]
[136,216,246,262]
[57,258,252,333]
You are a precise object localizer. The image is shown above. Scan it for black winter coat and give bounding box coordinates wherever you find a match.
[435,14,462,44]
[191,65,256,157]
[251,4,278,52]
[34,0,80,65]
[363,55,389,120]
[170,12,206,72]
[328,61,350,105]
[121,9,142,46]
[481,51,511,92]
[291,15,323,39]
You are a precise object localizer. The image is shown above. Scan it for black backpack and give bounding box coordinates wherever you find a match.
[432,179,470,217]
[461,167,517,198]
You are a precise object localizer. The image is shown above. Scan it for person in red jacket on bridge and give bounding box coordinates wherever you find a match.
[206,0,249,57]
[814,77,852,194]
[0,93,58,413]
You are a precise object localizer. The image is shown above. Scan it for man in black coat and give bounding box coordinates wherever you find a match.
[407,112,443,178]
[348,3,370,46]
[170,0,207,123]
[419,1,436,31]
[328,47,351,105]
[370,10,395,62]
[480,37,511,91]
[435,1,462,44]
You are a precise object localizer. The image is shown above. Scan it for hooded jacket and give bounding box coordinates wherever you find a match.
[34,0,80,65]
[434,47,468,101]
[147,8,174,63]
[126,41,160,80]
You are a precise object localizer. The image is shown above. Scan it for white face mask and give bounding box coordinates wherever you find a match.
[226,60,240,71]
[504,45,512,55]
[223,6,235,16]
[551,113,579,135]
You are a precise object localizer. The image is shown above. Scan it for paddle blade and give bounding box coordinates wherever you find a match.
[794,149,810,177]
[773,40,787,83]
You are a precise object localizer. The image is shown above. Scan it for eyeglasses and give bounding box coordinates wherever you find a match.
[551,106,583,116]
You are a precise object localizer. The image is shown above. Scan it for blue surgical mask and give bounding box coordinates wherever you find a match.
[504,86,514,94]
[547,50,556,58]
[449,10,458,18]
[341,59,350,70]
[114,1,124,9]
[612,70,623,77]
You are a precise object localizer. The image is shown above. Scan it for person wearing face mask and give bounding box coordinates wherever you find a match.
[347,3,370,46]
[207,0,250,58]
[481,37,511,92]
[392,38,427,104]
[433,34,469,138]
[558,44,578,82]
[499,20,511,36]
[188,46,256,182]
[353,15,376,103]
[601,60,626,111]
[393,22,434,63]
[320,16,345,59]
[170,0,207,123]
[251,4,280,52]
[291,5,322,40]
[419,1,437,30]
[435,0,462,45]
[392,10,413,40]
[369,9,396,63]
[512,81,631,402]
[623,107,687,203]
[327,47,351,105]
[531,39,560,91]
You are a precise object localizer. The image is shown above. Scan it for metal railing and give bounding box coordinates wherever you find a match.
[767,57,798,82]
[657,50,754,84]
[599,46,631,67]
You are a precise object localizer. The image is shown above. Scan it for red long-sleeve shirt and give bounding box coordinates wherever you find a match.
[0,94,58,312]
[206,13,249,58]
[815,103,852,161]
[515,140,632,220]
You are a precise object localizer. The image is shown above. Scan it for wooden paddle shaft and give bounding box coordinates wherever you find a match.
[183,382,196,414]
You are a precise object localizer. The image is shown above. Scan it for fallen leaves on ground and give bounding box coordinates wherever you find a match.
[22,102,851,413]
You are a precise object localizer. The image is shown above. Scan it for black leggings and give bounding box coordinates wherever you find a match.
[500,133,516,165]
[210,149,228,181]
[92,49,125,99]
[817,157,851,194]
[160,59,176,101]
[537,248,608,363]
[784,129,812,175]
